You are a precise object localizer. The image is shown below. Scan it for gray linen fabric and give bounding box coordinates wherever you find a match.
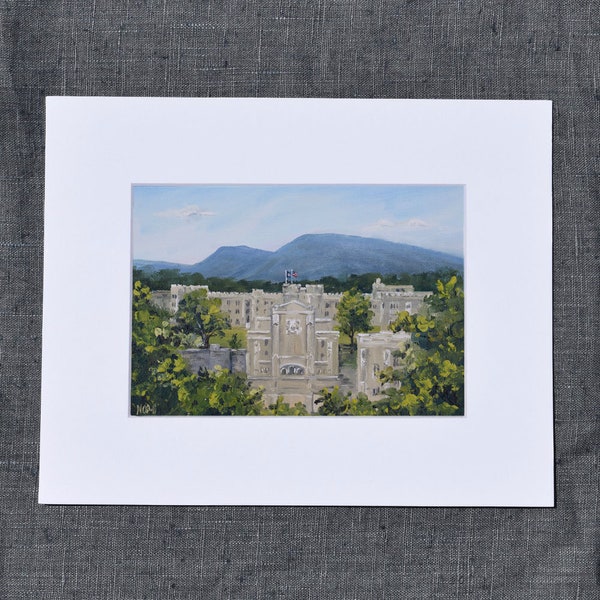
[1,1,598,598]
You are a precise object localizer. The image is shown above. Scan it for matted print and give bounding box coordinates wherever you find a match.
[132,184,464,416]
[40,98,553,505]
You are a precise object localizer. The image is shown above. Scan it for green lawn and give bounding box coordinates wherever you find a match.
[211,326,248,348]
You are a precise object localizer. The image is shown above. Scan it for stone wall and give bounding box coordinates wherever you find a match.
[180,345,247,375]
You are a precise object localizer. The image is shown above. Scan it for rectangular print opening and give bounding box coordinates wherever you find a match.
[132,184,464,416]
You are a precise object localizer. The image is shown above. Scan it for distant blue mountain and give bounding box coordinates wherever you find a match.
[182,245,274,278]
[135,233,463,281]
[133,259,187,271]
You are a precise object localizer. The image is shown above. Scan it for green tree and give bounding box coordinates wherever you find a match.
[175,288,230,348]
[335,288,374,347]
[265,396,310,416]
[346,273,381,293]
[131,281,186,415]
[228,332,243,349]
[132,281,265,416]
[315,387,376,415]
[376,275,464,416]
[177,366,265,416]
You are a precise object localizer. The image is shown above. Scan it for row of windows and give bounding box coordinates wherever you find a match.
[381,302,413,310]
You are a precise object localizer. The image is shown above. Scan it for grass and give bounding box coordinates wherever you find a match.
[210,326,248,348]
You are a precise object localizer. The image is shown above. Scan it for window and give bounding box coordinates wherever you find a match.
[280,365,305,375]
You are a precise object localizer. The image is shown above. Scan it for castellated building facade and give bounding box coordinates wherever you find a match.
[370,279,430,328]
[155,279,431,410]
[356,331,412,399]
[167,278,428,331]
[167,284,341,328]
[246,284,341,411]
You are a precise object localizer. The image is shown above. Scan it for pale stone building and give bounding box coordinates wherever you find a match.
[370,278,430,329]
[159,279,433,409]
[246,284,340,411]
[356,331,411,400]
[169,284,209,313]
[167,279,429,331]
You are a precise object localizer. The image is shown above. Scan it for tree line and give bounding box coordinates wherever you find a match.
[132,266,461,293]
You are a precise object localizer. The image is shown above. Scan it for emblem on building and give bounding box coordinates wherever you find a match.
[286,319,301,335]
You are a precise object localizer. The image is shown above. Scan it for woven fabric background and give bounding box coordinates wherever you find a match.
[1,1,598,598]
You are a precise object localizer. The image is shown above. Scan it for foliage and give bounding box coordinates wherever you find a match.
[175,288,230,348]
[227,331,244,349]
[376,275,464,416]
[173,366,265,416]
[335,288,374,347]
[133,267,462,294]
[265,396,310,416]
[133,268,282,293]
[132,281,309,416]
[131,281,251,415]
[315,387,376,416]
[131,281,186,415]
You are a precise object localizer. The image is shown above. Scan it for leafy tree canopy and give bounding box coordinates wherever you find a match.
[266,397,310,416]
[315,387,376,416]
[335,288,374,347]
[376,275,464,416]
[175,289,230,348]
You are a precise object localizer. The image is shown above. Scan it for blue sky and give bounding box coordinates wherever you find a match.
[132,184,464,264]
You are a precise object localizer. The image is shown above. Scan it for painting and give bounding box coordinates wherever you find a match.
[132,184,464,416]
[40,97,553,505]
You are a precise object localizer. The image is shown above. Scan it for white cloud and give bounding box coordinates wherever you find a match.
[363,217,430,234]
[404,218,429,229]
[155,205,216,219]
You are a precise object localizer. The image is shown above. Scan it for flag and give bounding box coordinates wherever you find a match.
[292,271,298,278]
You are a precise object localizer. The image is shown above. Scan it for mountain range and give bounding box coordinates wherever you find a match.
[134,233,463,281]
